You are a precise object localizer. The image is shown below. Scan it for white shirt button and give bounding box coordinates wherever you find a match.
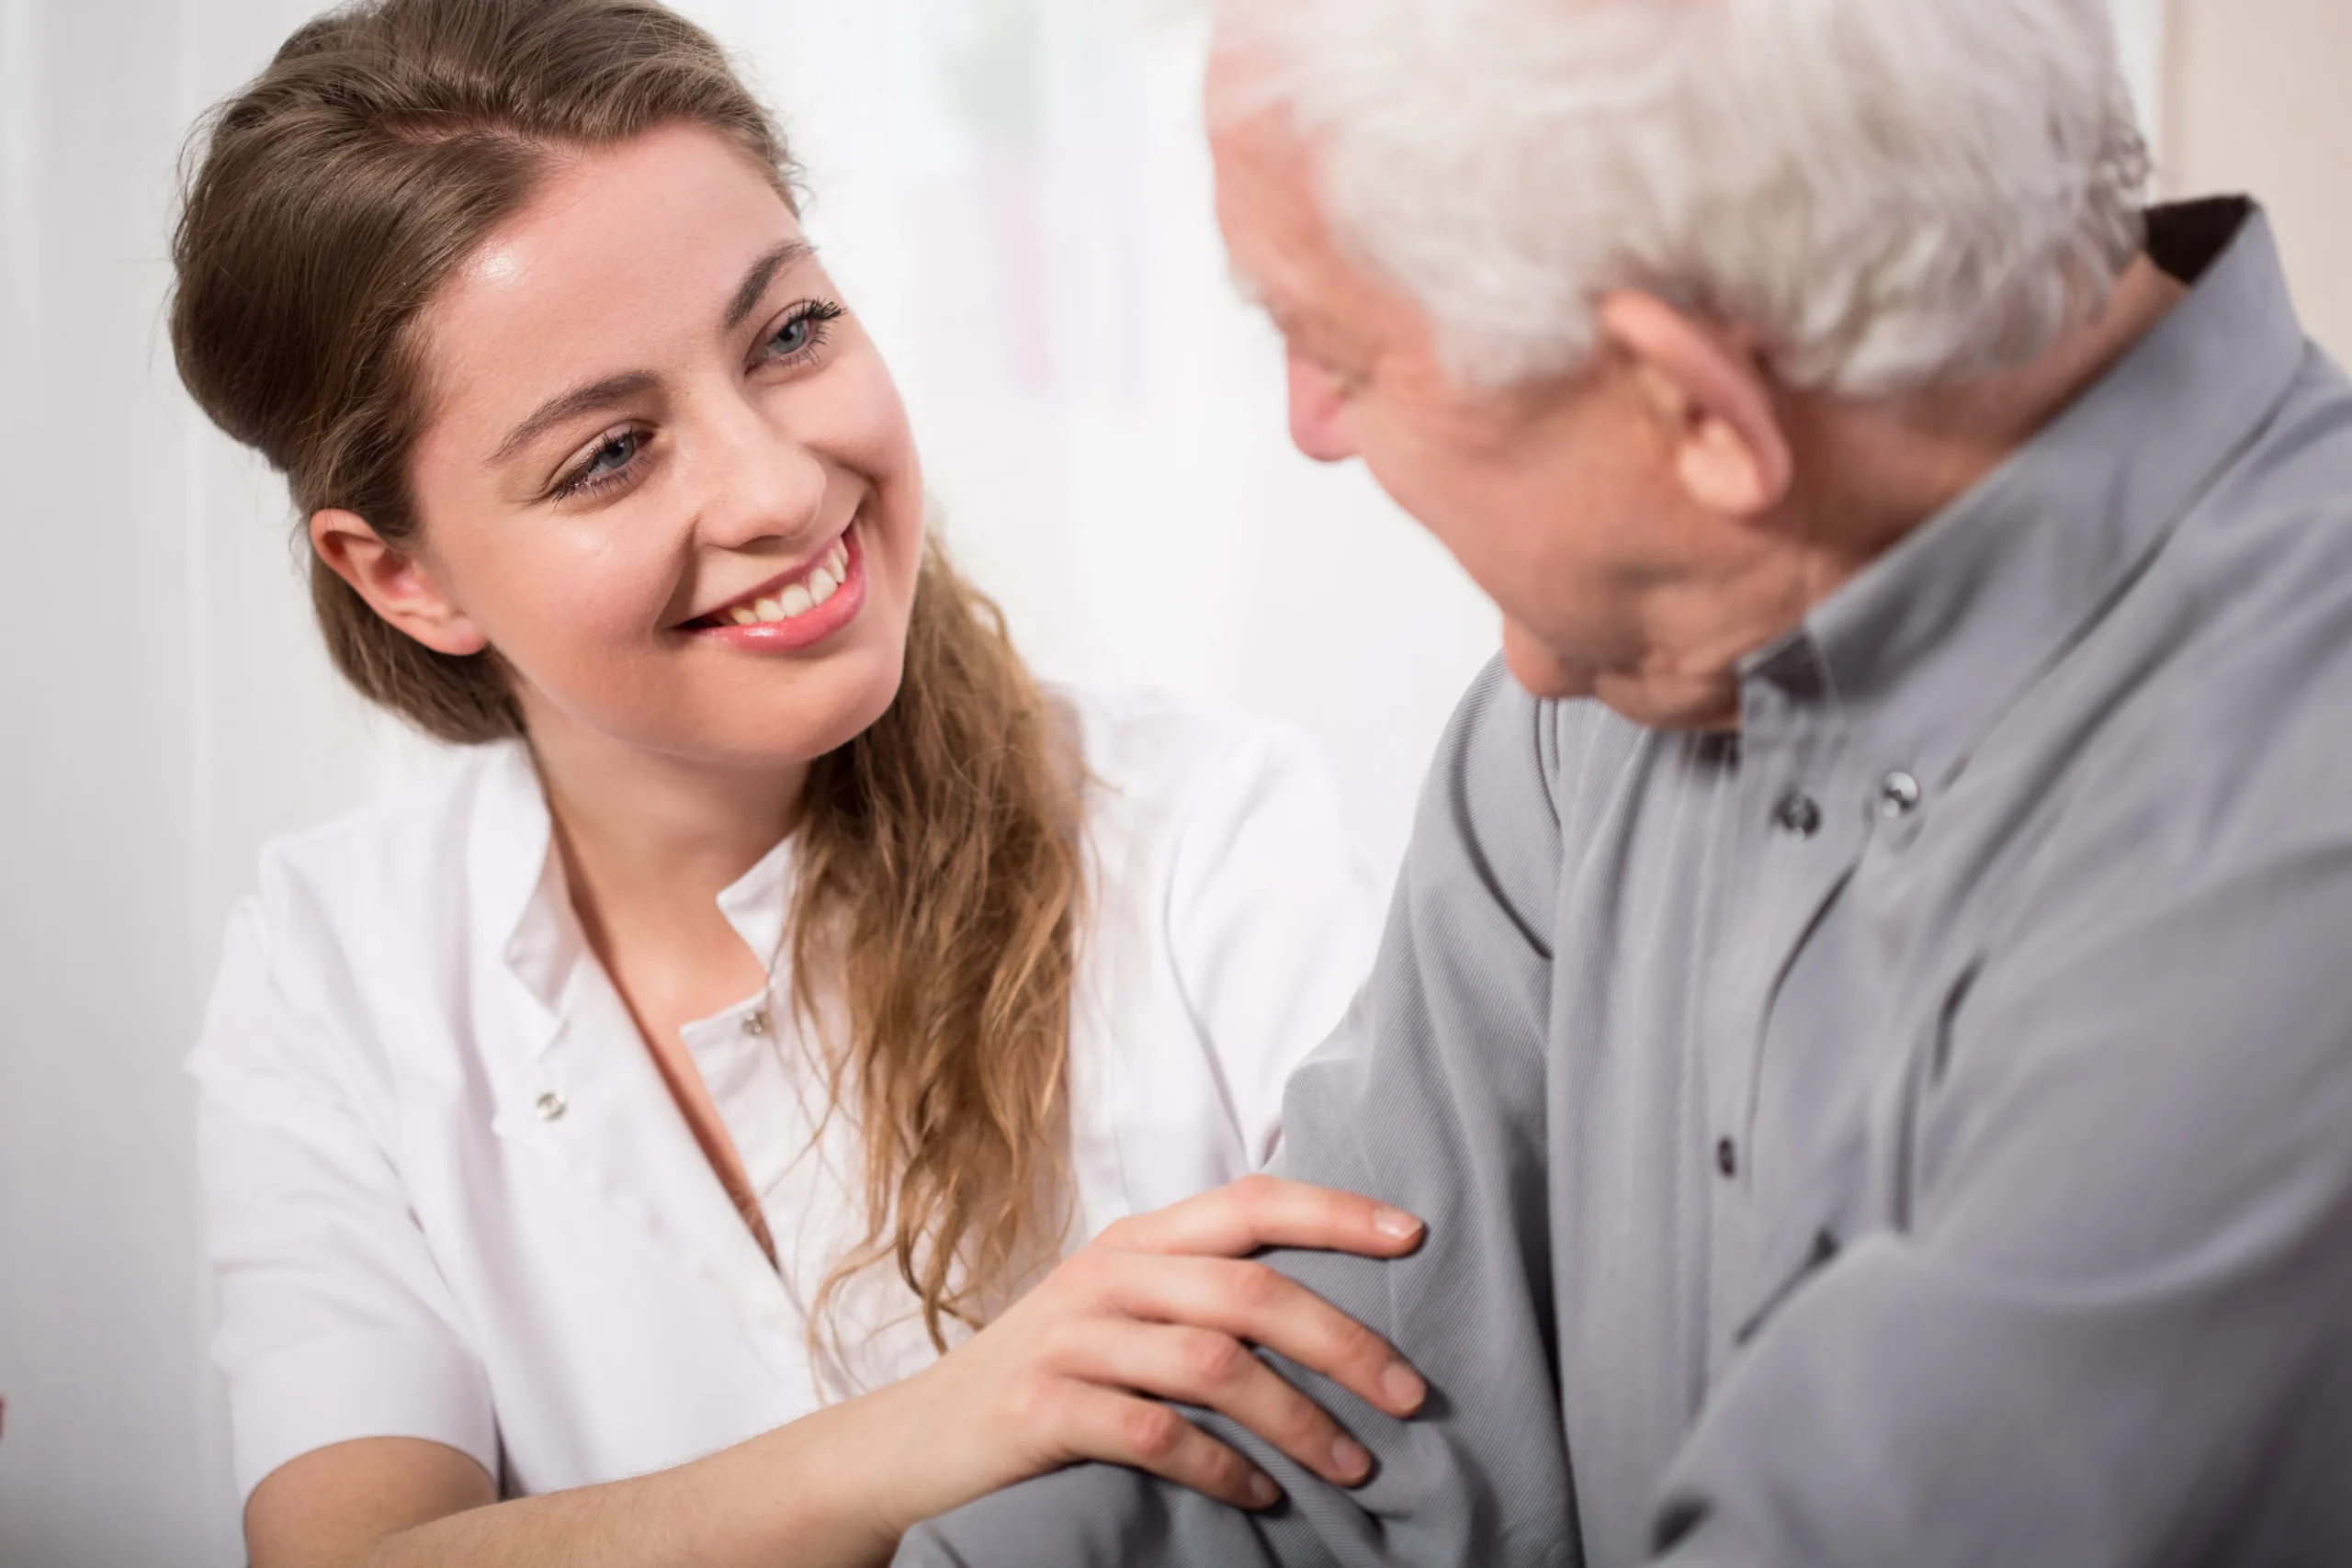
[1880,772,1923,818]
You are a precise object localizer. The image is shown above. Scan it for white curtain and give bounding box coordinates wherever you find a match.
[0,3,2173,1561]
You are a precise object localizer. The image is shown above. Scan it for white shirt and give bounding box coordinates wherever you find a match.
[190,687,1384,1502]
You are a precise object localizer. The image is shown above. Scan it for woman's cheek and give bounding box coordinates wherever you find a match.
[511,538,682,687]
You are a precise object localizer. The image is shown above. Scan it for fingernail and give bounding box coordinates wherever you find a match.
[1373,1207,1421,1239]
[1249,1472,1281,1507]
[1331,1436,1373,1481]
[1381,1362,1426,1412]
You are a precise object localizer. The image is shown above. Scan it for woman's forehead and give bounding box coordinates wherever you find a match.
[416,125,814,450]
[455,128,800,315]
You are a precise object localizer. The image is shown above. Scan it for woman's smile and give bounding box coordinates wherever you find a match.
[685,520,868,654]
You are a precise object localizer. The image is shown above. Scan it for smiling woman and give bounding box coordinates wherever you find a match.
[164,3,1421,1565]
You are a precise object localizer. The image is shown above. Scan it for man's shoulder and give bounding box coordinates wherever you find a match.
[1398,659,1673,942]
[1421,657,1666,832]
[1978,376,2352,928]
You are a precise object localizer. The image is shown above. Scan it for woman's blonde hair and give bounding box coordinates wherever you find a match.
[171,0,1084,1352]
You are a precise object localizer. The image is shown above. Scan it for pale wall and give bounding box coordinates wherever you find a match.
[2167,0,2352,359]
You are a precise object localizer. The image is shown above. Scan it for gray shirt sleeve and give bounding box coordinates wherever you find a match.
[895,661,1579,1568]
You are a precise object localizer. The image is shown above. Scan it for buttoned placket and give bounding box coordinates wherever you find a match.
[1698,642,1873,1372]
[492,798,828,1392]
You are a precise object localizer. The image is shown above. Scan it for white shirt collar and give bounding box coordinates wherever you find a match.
[474,740,798,1030]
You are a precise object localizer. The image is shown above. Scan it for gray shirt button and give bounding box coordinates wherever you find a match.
[535,1092,568,1122]
[1774,792,1824,838]
[1716,1137,1738,1179]
[742,1009,772,1038]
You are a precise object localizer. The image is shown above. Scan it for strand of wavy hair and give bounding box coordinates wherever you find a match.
[794,546,1087,1359]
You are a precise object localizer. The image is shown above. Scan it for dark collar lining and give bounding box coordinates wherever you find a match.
[2145,197,2255,286]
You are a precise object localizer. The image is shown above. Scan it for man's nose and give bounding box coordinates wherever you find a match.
[1287,350,1359,464]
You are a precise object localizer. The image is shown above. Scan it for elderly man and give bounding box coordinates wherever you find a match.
[901,0,2352,1562]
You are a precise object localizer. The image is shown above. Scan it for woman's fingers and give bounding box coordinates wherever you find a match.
[1056,1318,1375,1488]
[1097,1174,1424,1263]
[1100,1252,1426,1419]
[963,1179,1428,1511]
[1049,1382,1283,1511]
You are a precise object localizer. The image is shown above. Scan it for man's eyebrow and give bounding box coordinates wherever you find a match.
[492,371,659,466]
[725,239,816,331]
[1227,266,1317,344]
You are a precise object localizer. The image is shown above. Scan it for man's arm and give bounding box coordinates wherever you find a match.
[898,662,1582,1567]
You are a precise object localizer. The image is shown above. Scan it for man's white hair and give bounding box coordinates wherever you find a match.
[1216,0,2153,395]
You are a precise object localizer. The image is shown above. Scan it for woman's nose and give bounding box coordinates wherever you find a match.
[695,400,831,550]
[1287,350,1359,465]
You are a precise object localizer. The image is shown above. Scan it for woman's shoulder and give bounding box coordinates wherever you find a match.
[195,740,547,1111]
[1047,685,1385,1190]
[1052,682,1370,917]
[1055,682,1329,829]
[243,739,544,983]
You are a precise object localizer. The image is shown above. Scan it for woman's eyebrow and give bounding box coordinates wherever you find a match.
[488,241,816,467]
[725,239,816,331]
[492,370,659,465]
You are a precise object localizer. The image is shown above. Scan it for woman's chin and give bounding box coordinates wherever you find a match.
[688,658,909,774]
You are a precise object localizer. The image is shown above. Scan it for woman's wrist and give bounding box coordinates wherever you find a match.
[832,1358,989,1542]
[775,1363,968,1551]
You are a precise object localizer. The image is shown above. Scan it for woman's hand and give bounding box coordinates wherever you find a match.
[868,1174,1429,1534]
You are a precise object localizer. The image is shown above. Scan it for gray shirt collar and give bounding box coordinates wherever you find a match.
[1745,199,2310,790]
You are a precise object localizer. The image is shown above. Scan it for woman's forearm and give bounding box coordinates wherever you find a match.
[348,1388,918,1568]
[259,1179,1427,1568]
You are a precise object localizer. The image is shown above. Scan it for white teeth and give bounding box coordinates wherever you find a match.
[718,541,853,629]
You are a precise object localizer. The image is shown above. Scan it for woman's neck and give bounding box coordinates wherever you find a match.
[522,696,810,971]
[515,696,805,1272]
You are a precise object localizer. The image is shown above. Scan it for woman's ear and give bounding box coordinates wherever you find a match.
[1597,291,1794,519]
[309,509,490,657]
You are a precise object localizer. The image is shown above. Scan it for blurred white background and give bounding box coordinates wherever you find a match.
[0,0,2258,1559]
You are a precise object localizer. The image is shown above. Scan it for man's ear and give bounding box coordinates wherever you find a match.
[1597,291,1793,518]
[309,509,489,657]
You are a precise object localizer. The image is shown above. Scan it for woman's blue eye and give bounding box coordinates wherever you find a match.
[582,431,640,479]
[764,300,843,364]
[556,429,645,498]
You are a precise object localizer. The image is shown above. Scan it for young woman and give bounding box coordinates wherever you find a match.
[175,2,1424,1563]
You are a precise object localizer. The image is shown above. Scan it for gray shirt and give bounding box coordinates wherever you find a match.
[899,200,2352,1568]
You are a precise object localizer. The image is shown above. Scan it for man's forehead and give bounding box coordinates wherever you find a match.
[1211,107,1334,290]
[1212,119,1413,367]
[1203,17,1277,115]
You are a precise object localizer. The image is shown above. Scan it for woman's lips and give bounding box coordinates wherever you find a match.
[690,526,868,654]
